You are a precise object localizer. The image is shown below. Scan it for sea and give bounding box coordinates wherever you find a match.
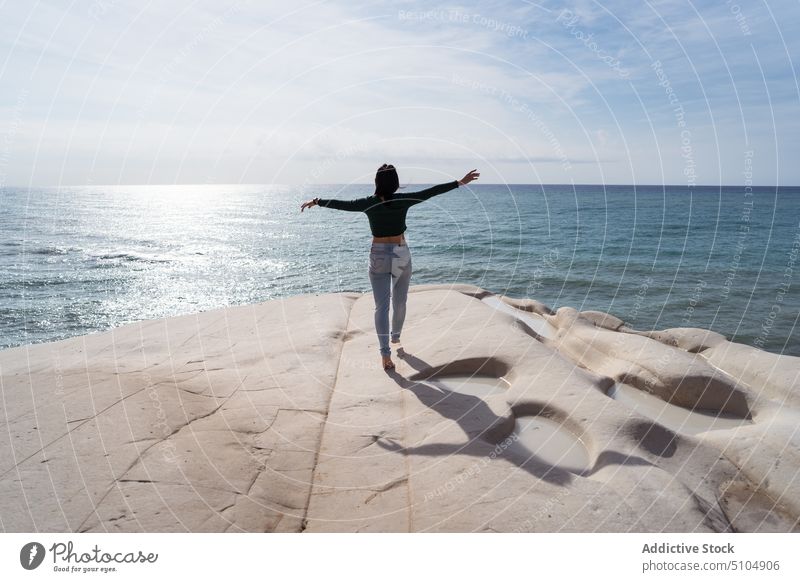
[1,184,798,355]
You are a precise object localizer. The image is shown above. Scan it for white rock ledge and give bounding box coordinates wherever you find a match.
[1,284,798,533]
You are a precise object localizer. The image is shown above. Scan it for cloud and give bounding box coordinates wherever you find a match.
[0,0,797,185]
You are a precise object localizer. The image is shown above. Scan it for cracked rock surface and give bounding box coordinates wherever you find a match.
[1,285,798,532]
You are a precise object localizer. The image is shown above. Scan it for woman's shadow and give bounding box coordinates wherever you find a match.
[378,347,654,488]
[378,348,580,486]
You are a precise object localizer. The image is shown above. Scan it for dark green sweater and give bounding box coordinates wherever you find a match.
[317,181,460,236]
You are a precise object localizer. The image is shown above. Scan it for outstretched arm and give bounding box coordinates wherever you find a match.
[406,181,459,204]
[300,196,372,212]
[402,169,480,205]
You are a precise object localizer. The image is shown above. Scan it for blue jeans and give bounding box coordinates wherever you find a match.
[368,242,412,356]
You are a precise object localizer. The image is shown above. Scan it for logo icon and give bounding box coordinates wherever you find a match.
[20,542,46,570]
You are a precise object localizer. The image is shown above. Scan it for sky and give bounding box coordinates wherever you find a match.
[0,0,798,187]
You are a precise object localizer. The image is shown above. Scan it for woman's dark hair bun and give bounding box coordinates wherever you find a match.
[375,163,399,205]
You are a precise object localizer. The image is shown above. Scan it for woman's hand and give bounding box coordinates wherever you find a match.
[300,198,319,212]
[458,169,480,186]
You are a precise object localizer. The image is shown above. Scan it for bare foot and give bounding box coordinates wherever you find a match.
[381,355,395,370]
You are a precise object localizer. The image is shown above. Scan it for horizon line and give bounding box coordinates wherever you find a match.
[3,182,796,189]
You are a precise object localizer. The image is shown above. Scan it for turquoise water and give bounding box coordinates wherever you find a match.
[1,184,798,355]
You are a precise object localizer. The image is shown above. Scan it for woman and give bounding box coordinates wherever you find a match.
[300,164,480,370]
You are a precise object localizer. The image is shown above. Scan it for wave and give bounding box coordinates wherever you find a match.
[21,245,76,256]
[88,250,173,263]
[0,276,102,290]
[13,245,175,264]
